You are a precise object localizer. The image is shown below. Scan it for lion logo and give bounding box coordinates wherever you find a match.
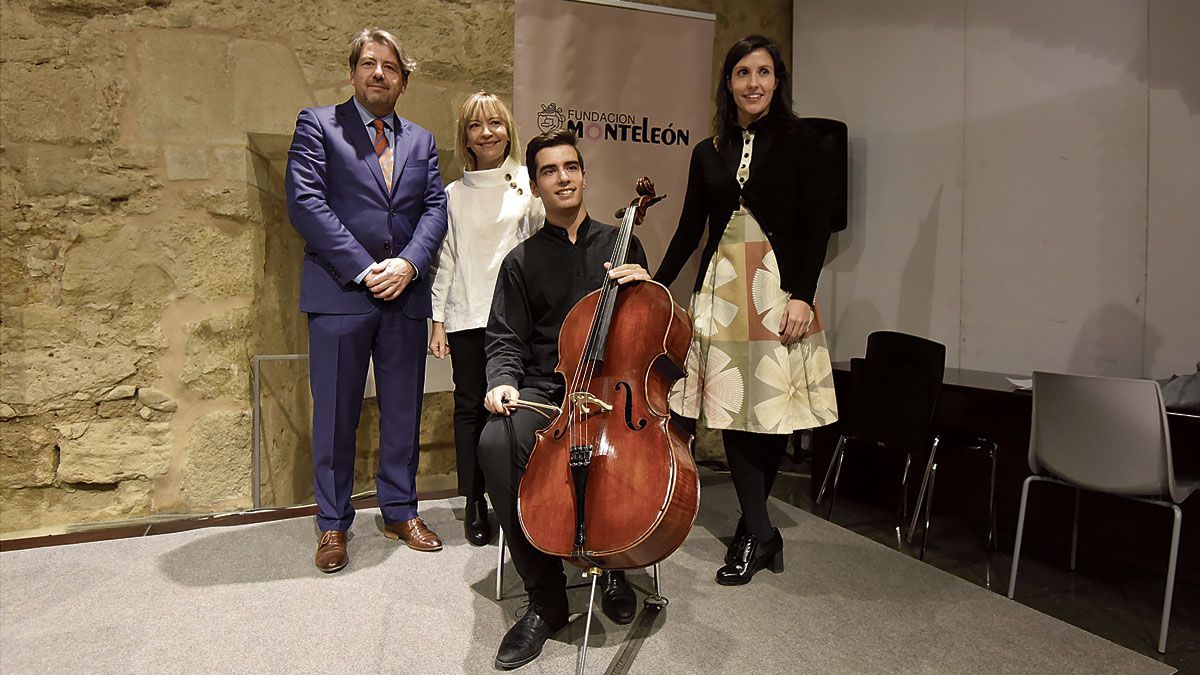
[536,103,566,133]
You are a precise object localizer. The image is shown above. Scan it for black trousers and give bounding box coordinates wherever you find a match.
[477,386,569,617]
[448,328,490,498]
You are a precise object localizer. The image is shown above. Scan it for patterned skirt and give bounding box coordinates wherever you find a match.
[669,209,838,434]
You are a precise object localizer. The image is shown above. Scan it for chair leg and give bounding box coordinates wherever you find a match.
[825,443,848,520]
[1070,488,1081,571]
[816,432,844,516]
[816,435,846,507]
[907,436,941,544]
[1157,505,1183,654]
[987,442,998,551]
[919,463,937,560]
[495,527,506,601]
[899,453,913,528]
[1007,476,1036,598]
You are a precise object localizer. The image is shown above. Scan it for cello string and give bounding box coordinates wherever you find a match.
[573,210,622,458]
[572,204,631,552]
[569,201,628,393]
[577,200,637,466]
[567,207,626,467]
[567,212,621,447]
[574,200,631,396]
[577,202,632,397]
[563,194,642,557]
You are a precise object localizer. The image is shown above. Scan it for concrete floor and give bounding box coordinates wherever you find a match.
[753,457,1200,673]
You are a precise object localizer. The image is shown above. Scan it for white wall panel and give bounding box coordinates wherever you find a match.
[1146,0,1200,378]
[960,0,1148,377]
[793,2,965,364]
[795,0,1196,378]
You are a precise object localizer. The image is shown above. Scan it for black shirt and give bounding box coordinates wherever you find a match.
[485,215,648,397]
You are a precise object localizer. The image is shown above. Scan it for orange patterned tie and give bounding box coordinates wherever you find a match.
[370,118,394,192]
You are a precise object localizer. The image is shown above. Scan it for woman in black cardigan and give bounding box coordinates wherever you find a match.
[655,35,839,585]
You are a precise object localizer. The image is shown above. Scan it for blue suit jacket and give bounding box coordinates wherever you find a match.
[285,99,448,318]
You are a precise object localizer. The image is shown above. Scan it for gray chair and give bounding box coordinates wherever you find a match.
[1007,371,1197,653]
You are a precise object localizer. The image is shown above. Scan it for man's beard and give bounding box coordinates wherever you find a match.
[363,82,392,104]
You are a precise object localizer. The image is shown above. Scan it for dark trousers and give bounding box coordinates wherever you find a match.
[477,386,569,617]
[447,328,489,498]
[307,308,426,531]
[723,429,788,541]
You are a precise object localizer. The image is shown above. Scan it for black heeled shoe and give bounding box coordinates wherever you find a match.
[725,517,747,564]
[715,528,784,586]
[464,496,492,547]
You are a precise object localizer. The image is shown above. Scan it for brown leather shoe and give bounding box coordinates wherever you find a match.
[315,529,348,573]
[383,516,443,552]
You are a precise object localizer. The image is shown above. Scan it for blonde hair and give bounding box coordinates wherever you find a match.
[454,92,521,171]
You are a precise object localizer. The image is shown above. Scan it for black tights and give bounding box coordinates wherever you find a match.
[723,429,788,541]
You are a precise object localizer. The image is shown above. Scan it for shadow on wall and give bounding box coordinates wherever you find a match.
[825,137,950,362]
[241,134,458,509]
[244,133,391,507]
[245,133,315,508]
[832,299,885,360]
[896,185,944,344]
[823,136,867,270]
[812,22,1167,376]
[1069,304,1163,379]
[823,135,868,359]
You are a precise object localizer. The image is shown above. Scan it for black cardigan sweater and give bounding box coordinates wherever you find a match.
[654,120,835,305]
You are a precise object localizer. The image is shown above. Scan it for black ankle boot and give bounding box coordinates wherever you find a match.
[725,517,747,564]
[600,571,637,624]
[715,528,784,586]
[464,496,491,547]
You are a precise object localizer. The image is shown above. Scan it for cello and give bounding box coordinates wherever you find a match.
[515,177,699,571]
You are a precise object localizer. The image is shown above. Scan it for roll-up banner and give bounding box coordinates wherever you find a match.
[514,0,716,302]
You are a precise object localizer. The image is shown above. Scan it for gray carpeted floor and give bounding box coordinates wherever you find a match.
[0,480,1175,674]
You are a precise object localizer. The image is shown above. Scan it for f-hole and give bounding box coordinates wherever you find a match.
[615,381,647,431]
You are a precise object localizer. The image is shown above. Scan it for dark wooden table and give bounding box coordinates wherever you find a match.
[811,362,1199,582]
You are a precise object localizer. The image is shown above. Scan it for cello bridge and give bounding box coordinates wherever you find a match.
[568,391,613,415]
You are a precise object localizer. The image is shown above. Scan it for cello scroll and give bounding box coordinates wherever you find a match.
[614,176,667,224]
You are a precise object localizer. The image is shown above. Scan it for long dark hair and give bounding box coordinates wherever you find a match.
[714,35,802,149]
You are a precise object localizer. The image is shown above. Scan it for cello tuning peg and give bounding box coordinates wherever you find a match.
[635,177,655,197]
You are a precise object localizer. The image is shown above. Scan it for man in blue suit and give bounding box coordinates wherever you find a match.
[286,27,448,573]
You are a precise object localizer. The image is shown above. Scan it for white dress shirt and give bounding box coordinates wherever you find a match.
[431,156,543,332]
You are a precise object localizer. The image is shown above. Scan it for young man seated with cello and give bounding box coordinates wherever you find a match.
[477,129,652,669]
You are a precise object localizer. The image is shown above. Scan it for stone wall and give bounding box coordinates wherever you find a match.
[0,0,791,535]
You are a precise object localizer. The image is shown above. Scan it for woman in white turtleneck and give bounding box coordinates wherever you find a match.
[429,92,543,546]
